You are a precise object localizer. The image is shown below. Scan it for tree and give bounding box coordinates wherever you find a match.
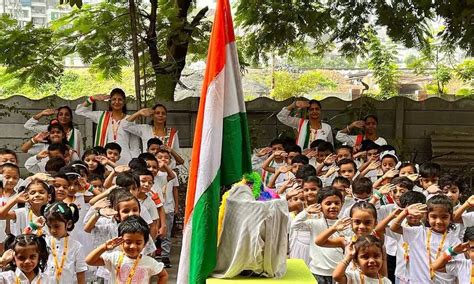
[235,0,473,62]
[407,28,456,95]
[366,31,399,97]
[0,0,211,102]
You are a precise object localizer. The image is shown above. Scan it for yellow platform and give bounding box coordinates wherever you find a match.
[207,259,315,283]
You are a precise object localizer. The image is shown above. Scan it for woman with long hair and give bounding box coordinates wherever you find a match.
[24,105,83,156]
[123,104,184,166]
[75,88,140,164]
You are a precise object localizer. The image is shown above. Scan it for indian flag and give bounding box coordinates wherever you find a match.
[176,0,252,282]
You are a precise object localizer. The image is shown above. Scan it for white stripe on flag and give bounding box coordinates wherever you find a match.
[194,68,225,204]
[223,42,246,118]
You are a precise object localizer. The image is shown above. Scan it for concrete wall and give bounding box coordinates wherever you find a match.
[1,96,474,173]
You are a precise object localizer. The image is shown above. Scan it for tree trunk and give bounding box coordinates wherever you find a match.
[155,73,178,102]
[128,0,141,108]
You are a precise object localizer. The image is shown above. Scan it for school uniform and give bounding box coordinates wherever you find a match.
[345,270,392,284]
[0,268,51,284]
[158,171,178,259]
[45,236,88,284]
[402,226,462,283]
[293,211,344,278]
[101,251,164,284]
[83,207,156,280]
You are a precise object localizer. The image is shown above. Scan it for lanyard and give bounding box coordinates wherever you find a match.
[51,237,68,282]
[116,253,142,284]
[16,275,41,284]
[426,229,447,279]
[111,118,122,141]
[28,210,42,236]
[359,273,383,284]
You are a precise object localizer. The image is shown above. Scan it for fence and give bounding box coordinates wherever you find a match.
[1,95,474,175]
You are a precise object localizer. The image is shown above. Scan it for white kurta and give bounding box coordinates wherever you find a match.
[335,130,387,147]
[276,107,334,148]
[122,121,181,153]
[75,104,140,164]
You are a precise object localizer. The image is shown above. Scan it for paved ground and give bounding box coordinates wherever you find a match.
[167,236,183,283]
[152,236,182,284]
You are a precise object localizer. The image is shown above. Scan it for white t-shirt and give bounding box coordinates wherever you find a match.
[158,171,179,214]
[139,195,159,221]
[462,211,474,227]
[292,211,344,276]
[101,251,164,284]
[377,204,399,256]
[445,258,472,284]
[403,226,461,283]
[12,207,49,237]
[261,160,287,186]
[345,269,392,283]
[45,236,88,283]
[0,268,49,284]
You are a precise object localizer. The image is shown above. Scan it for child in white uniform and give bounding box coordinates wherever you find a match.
[86,215,168,284]
[43,201,88,283]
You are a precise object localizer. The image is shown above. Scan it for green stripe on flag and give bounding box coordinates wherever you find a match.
[221,112,252,185]
[190,171,220,284]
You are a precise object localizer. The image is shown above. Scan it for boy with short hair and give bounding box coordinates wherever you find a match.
[147,138,163,156]
[418,162,442,198]
[155,148,179,268]
[252,138,285,170]
[24,143,69,174]
[104,142,122,164]
[0,149,17,167]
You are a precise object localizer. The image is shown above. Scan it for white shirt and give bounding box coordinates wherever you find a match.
[0,268,50,284]
[462,211,474,227]
[139,195,159,221]
[101,251,164,284]
[403,226,461,283]
[158,171,179,214]
[345,269,392,283]
[292,211,344,275]
[45,236,88,284]
[75,104,140,165]
[277,107,334,146]
[12,207,49,236]
[445,258,472,284]
[335,130,387,147]
[121,121,181,155]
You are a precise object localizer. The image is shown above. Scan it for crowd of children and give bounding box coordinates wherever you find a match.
[249,99,473,283]
[0,92,472,284]
[0,89,183,283]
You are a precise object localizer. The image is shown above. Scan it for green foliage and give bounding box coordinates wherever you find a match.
[290,54,368,69]
[456,88,473,97]
[53,3,131,81]
[0,67,135,99]
[235,0,473,63]
[0,15,66,87]
[0,0,211,102]
[435,65,452,92]
[269,70,337,100]
[407,29,456,94]
[455,58,474,85]
[366,32,399,97]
